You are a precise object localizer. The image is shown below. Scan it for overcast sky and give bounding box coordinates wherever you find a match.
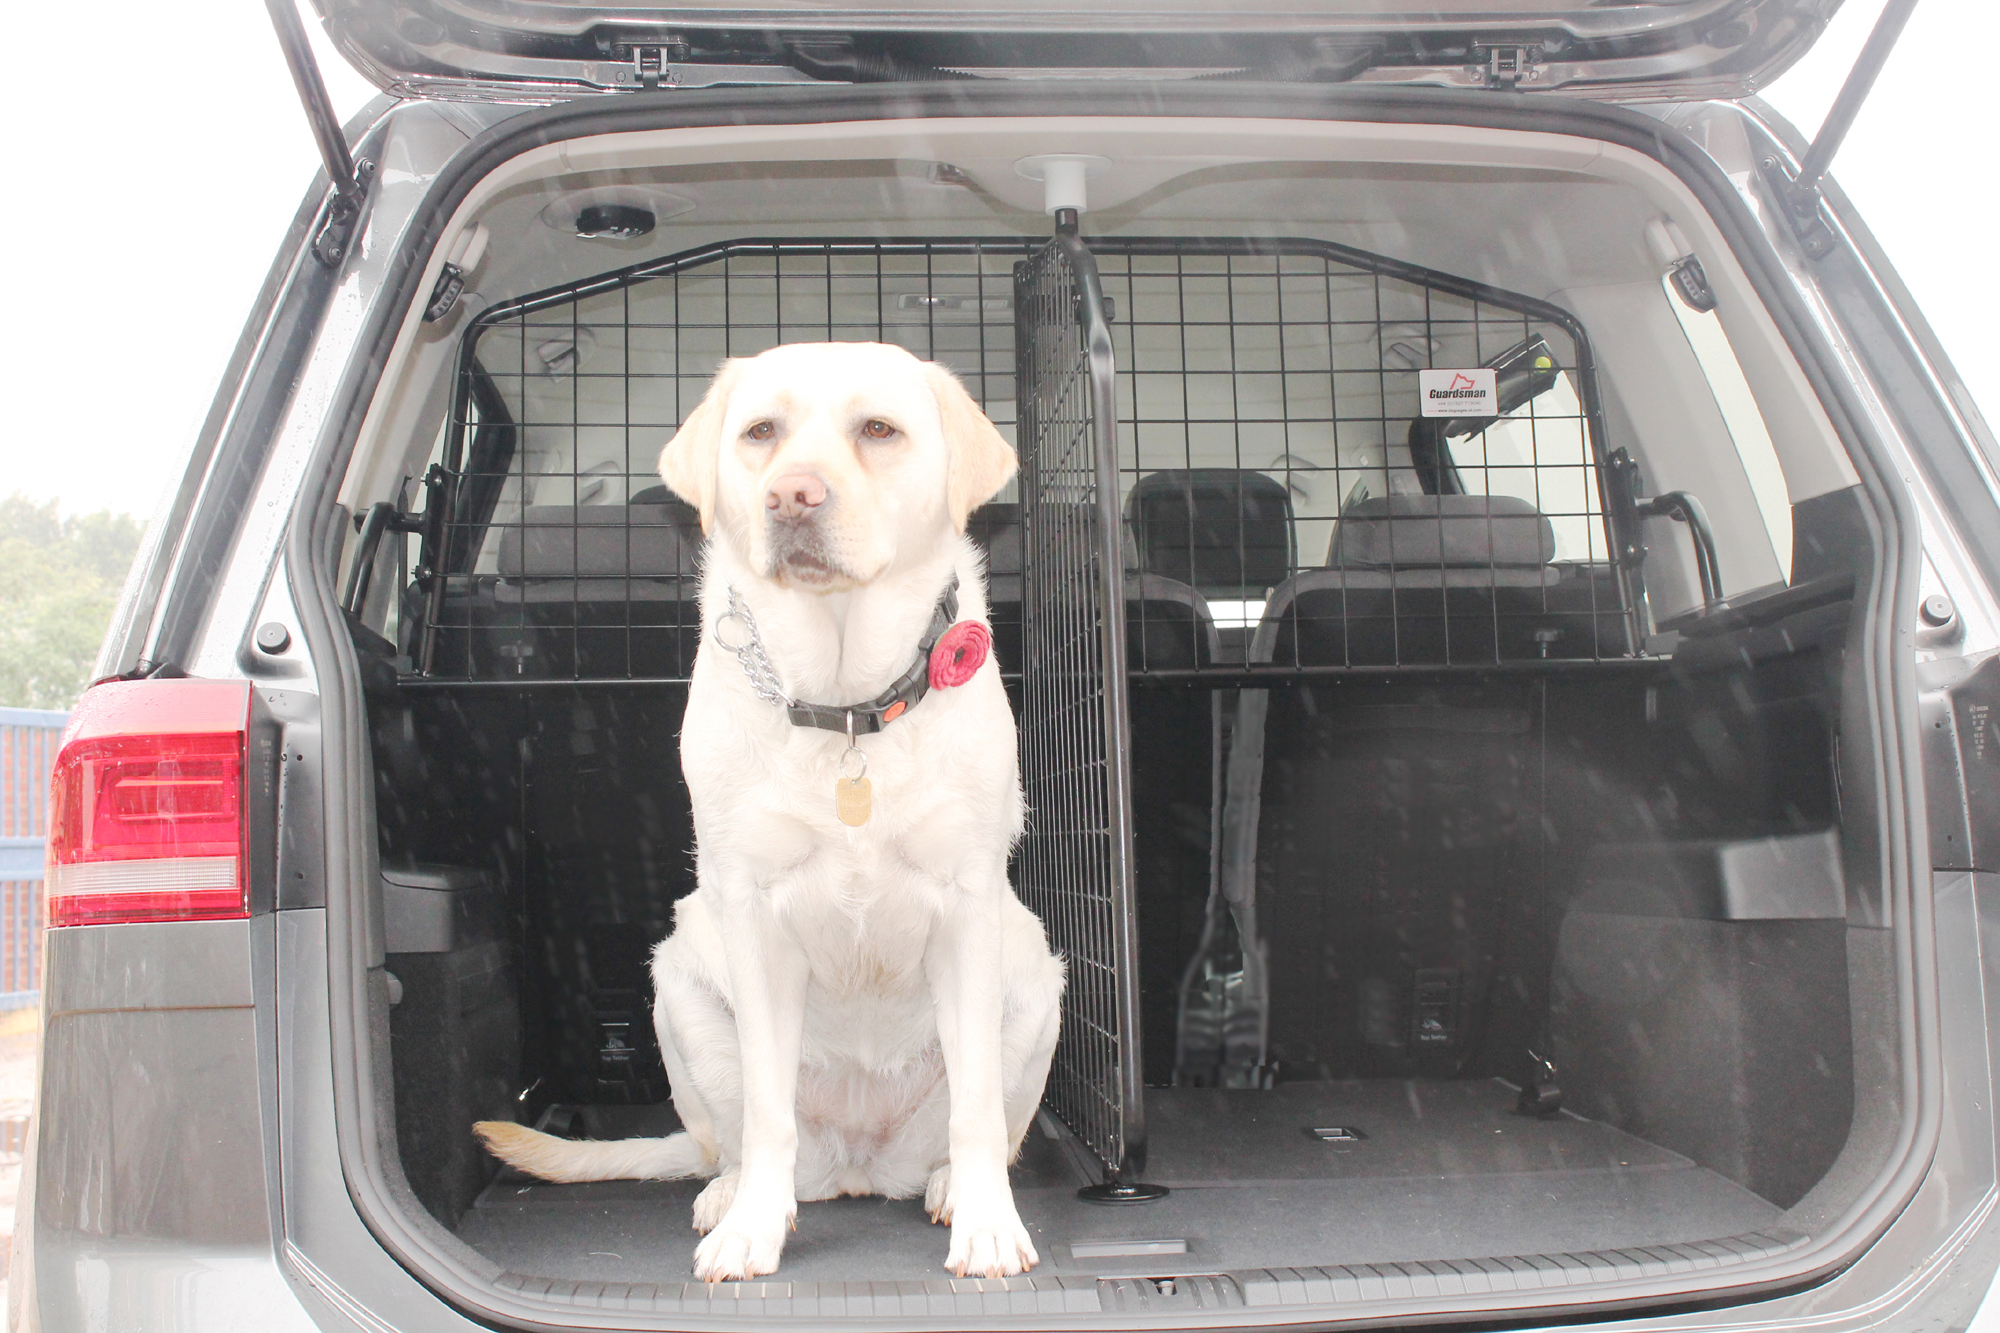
[0,0,1988,521]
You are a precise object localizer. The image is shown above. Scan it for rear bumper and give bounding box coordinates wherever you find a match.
[9,917,489,1333]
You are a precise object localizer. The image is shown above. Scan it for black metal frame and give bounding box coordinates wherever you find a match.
[1013,212,1159,1196]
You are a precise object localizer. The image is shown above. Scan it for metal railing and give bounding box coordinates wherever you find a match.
[0,706,66,1009]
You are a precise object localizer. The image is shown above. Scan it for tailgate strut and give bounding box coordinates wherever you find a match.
[1760,0,1921,259]
[264,0,373,266]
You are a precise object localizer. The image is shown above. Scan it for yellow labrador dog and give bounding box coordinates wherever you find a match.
[477,342,1064,1282]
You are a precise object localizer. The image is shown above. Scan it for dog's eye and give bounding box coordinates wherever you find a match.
[745,421,776,442]
[861,419,897,440]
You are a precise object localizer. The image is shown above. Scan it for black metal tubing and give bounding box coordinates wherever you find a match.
[263,0,361,209]
[1063,210,1150,1190]
[456,363,522,542]
[278,84,1932,1330]
[1636,489,1724,608]
[1758,0,1922,261]
[339,502,401,615]
[1796,0,1922,194]
[264,0,374,267]
[1131,657,1672,688]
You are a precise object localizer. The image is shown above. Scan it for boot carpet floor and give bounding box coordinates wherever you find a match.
[454,1079,1782,1285]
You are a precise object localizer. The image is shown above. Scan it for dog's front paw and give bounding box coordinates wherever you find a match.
[945,1204,1038,1278]
[692,1200,793,1281]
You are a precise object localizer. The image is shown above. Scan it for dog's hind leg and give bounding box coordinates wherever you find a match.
[1003,918,1064,1159]
[653,937,753,1238]
[652,940,734,1167]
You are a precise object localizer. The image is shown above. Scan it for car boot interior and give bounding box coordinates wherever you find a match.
[331,120,1899,1303]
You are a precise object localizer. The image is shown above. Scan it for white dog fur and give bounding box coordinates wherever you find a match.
[476,341,1065,1283]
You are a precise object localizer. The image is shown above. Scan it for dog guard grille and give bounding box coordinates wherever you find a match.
[404,235,1632,687]
[1013,224,1148,1185]
[414,241,1033,683]
[377,226,1643,1198]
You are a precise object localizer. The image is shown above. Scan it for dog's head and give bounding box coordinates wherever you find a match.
[657,342,1016,592]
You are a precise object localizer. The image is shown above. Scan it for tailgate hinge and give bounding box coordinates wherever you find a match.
[1477,45,1542,89]
[312,158,375,268]
[1756,154,1840,260]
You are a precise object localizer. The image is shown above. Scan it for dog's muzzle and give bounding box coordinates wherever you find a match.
[764,520,850,588]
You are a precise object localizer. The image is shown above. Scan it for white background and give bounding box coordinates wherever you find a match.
[0,0,1989,521]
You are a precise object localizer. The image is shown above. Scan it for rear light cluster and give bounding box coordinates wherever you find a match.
[46,680,255,928]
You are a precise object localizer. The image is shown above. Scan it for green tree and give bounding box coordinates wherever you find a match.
[0,494,145,710]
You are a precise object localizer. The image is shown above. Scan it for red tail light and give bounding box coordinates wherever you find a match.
[46,680,254,928]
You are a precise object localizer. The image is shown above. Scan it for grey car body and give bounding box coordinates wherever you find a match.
[15,1,2000,1329]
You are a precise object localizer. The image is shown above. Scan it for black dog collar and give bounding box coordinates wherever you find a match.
[784,576,959,736]
[714,576,964,738]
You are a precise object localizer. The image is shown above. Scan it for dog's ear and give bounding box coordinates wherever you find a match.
[658,359,743,534]
[928,363,1018,532]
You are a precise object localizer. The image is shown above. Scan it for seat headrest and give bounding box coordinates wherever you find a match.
[1329,494,1556,569]
[498,503,702,580]
[1125,468,1295,593]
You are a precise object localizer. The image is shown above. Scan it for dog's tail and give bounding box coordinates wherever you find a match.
[473,1121,718,1184]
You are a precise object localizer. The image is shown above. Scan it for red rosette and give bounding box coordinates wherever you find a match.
[928,620,991,690]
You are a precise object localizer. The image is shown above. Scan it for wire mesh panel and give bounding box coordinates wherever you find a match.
[1012,224,1150,1187]
[408,235,1634,684]
[1091,238,1630,673]
[419,240,1032,683]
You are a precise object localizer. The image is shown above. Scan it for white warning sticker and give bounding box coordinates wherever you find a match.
[1419,367,1498,418]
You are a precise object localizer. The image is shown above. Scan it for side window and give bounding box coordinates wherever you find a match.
[1660,277,1793,583]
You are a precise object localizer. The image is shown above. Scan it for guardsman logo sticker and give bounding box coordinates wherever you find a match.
[1419,367,1498,417]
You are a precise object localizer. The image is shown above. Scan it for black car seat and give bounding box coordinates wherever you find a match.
[1126,468,1296,597]
[1252,493,1630,667]
[968,498,1224,674]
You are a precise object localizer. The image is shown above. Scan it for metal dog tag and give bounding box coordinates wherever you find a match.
[835,718,872,826]
[836,776,872,826]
